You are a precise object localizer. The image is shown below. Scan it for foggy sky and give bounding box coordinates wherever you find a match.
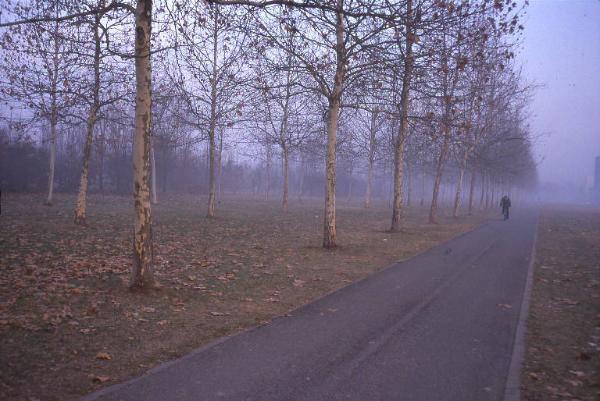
[520,0,600,188]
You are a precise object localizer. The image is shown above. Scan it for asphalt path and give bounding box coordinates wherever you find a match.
[84,208,538,401]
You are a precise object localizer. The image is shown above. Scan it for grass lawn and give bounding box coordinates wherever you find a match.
[521,205,600,401]
[0,192,490,401]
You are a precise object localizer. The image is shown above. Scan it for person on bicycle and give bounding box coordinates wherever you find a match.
[500,195,511,220]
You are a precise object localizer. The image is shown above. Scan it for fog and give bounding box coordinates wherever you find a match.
[1,0,597,214]
[520,0,600,202]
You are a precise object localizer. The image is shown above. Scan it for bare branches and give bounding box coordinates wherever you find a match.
[0,1,135,28]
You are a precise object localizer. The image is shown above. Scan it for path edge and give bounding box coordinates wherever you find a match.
[503,209,540,401]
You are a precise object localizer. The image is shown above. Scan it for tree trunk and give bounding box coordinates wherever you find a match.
[452,148,470,217]
[74,110,98,223]
[346,165,353,202]
[364,109,376,208]
[429,130,450,224]
[324,98,340,248]
[217,128,223,201]
[420,164,426,206]
[279,57,292,212]
[406,161,413,207]
[485,176,491,209]
[479,170,486,210]
[468,169,476,215]
[390,0,414,232]
[161,144,168,193]
[365,157,373,208]
[46,22,59,207]
[282,146,289,212]
[207,129,216,216]
[298,155,305,202]
[98,130,105,193]
[265,144,271,201]
[391,139,405,230]
[46,114,57,206]
[207,15,219,217]
[75,16,101,224]
[150,138,158,204]
[130,0,156,290]
[322,0,344,249]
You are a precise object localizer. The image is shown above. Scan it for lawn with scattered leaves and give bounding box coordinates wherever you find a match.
[0,193,489,401]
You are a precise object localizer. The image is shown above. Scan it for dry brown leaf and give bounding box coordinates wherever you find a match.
[96,352,112,361]
[89,374,110,383]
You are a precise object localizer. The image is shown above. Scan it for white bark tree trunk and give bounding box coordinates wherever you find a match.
[207,14,219,217]
[130,0,157,290]
[75,15,101,224]
[46,20,59,207]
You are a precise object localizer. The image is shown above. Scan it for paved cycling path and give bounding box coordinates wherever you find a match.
[84,209,538,401]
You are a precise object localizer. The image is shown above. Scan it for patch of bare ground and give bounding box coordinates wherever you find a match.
[0,193,489,401]
[522,205,600,401]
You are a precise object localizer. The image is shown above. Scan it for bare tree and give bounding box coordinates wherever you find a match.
[167,1,250,217]
[73,4,133,224]
[244,0,390,247]
[0,0,79,205]
[248,29,320,211]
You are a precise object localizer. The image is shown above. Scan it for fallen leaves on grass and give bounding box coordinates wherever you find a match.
[0,193,491,401]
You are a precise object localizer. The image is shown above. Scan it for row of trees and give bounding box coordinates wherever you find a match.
[0,0,537,289]
[0,120,531,207]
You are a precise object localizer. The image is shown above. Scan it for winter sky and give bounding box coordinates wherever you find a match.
[520,0,600,188]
